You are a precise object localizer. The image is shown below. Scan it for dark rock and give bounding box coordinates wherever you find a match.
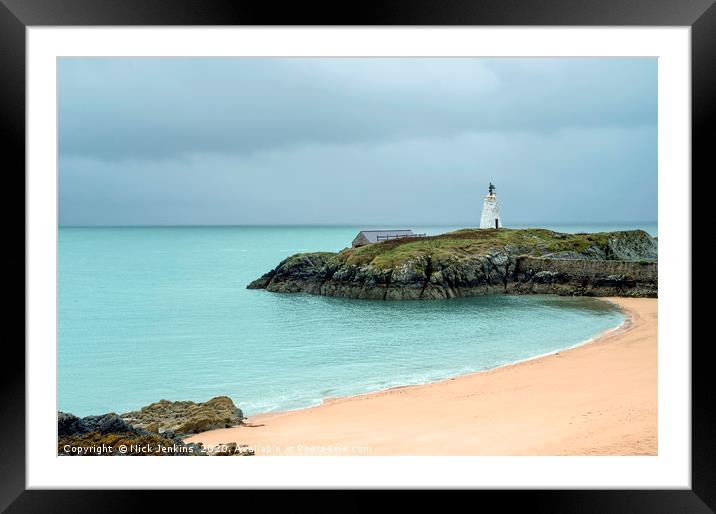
[247,229,658,300]
[57,411,205,456]
[209,442,237,456]
[59,396,250,456]
[511,257,656,297]
[121,396,244,435]
[532,270,569,284]
[237,444,256,456]
[206,442,255,456]
[57,412,79,436]
[70,413,138,436]
[607,232,658,260]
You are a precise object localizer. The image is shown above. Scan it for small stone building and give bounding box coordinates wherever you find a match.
[352,230,415,248]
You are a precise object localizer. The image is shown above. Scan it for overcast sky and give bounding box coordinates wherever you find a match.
[58,57,657,226]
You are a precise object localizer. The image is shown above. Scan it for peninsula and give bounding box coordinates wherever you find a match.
[248,228,658,300]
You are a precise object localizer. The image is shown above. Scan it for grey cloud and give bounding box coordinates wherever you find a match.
[59,126,656,226]
[58,57,657,226]
[58,58,657,161]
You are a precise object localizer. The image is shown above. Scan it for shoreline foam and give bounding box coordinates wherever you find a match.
[250,301,630,417]
[186,297,656,455]
[239,300,629,417]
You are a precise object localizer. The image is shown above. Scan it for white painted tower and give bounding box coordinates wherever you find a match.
[479,182,503,229]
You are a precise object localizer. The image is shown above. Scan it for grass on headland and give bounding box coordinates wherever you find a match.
[337,228,617,269]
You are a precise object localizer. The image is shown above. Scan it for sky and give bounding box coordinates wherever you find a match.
[58,58,657,226]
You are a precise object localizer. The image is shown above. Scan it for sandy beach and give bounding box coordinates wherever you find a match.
[186,297,657,456]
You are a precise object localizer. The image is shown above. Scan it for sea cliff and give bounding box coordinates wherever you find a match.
[247,228,658,300]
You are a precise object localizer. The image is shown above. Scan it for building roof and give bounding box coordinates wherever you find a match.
[354,230,414,244]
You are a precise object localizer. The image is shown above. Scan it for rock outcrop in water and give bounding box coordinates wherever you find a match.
[248,229,657,300]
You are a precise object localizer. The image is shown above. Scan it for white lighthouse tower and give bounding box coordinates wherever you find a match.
[480,182,503,229]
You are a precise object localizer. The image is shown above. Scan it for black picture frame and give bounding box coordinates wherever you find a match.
[4,0,710,510]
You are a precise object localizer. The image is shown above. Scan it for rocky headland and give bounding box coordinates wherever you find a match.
[248,228,658,300]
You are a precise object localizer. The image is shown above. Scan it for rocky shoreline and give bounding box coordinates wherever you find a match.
[248,228,658,300]
[121,395,244,435]
[58,396,254,456]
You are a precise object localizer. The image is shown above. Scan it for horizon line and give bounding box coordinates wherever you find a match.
[58,221,658,229]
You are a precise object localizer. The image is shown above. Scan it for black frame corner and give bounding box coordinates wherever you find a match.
[6,0,712,511]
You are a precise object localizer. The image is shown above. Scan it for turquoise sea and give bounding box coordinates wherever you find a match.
[58,223,655,417]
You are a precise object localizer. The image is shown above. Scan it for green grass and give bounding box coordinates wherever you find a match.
[285,251,336,260]
[333,228,627,270]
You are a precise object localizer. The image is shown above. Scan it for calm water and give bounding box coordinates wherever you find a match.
[58,224,649,416]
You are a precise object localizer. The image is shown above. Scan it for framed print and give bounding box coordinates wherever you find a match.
[4,0,712,510]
